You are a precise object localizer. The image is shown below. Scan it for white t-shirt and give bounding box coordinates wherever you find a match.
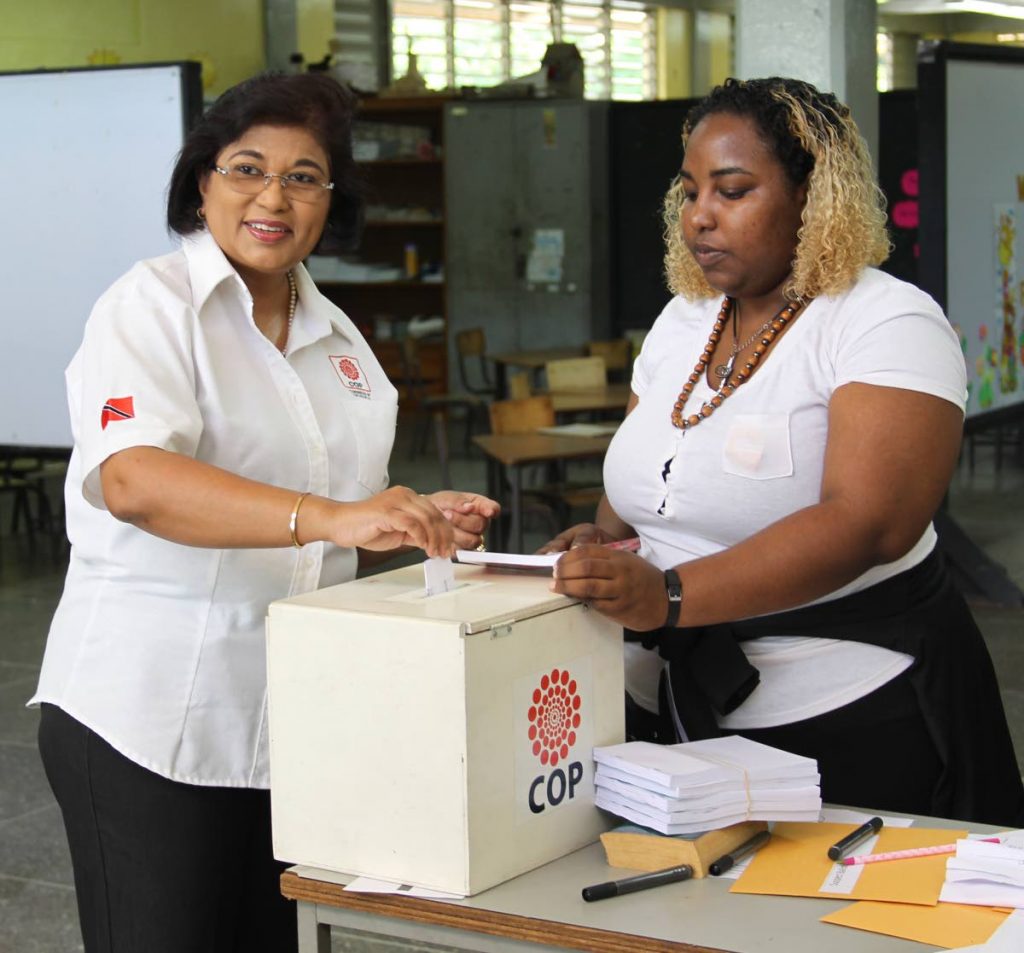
[608,268,967,729]
[31,231,398,787]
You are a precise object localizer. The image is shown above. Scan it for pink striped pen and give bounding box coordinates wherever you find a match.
[841,837,1001,866]
[603,537,641,552]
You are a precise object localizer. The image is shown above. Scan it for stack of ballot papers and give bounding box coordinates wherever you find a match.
[592,735,821,835]
[940,832,1024,909]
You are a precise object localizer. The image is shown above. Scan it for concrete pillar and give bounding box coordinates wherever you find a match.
[890,32,920,90]
[734,0,879,165]
[265,0,299,73]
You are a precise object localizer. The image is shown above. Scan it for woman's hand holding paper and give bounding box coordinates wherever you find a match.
[536,522,618,554]
[550,545,668,631]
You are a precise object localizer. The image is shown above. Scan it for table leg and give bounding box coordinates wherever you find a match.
[495,361,508,399]
[510,465,523,554]
[296,901,331,953]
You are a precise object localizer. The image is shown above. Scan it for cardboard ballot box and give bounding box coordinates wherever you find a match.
[266,562,625,896]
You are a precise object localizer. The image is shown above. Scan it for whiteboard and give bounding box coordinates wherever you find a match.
[944,57,1024,419]
[0,63,200,447]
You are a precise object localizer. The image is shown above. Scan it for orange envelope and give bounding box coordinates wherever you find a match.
[821,900,1010,949]
[730,822,968,905]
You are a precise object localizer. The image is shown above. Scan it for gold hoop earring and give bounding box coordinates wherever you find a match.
[197,207,206,221]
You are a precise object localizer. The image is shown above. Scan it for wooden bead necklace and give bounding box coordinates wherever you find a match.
[670,296,802,431]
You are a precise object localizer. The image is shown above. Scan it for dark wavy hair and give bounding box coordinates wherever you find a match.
[664,76,890,300]
[167,72,362,253]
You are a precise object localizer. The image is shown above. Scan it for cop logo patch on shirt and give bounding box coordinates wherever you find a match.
[329,355,371,398]
[101,396,135,430]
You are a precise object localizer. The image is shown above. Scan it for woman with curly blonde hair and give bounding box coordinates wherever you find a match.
[542,77,1023,825]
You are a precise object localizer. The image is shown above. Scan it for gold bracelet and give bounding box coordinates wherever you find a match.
[289,492,311,548]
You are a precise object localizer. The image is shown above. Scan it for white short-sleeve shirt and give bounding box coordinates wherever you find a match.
[31,230,398,787]
[608,269,967,728]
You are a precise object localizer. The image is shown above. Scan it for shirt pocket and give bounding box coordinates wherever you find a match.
[721,414,793,480]
[344,396,398,492]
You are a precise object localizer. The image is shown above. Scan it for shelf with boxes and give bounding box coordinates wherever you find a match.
[308,96,450,407]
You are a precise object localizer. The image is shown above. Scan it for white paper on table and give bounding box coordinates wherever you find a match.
[594,736,818,788]
[594,763,820,798]
[423,556,456,596]
[939,878,1024,908]
[939,835,1024,905]
[819,808,915,829]
[343,875,465,900]
[947,867,1024,888]
[536,423,620,437]
[958,837,1024,864]
[595,774,820,812]
[949,853,1024,885]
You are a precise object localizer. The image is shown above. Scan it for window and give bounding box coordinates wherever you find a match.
[391,0,657,100]
[876,31,893,93]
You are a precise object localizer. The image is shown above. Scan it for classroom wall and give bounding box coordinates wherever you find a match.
[0,0,266,97]
[297,0,335,67]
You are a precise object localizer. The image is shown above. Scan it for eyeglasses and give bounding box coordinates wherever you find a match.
[212,163,335,202]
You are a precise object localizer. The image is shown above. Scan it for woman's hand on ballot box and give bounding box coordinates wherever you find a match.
[321,487,498,557]
[550,543,667,632]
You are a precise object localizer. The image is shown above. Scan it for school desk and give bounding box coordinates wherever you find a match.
[472,431,612,551]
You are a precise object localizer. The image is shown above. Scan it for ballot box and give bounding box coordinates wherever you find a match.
[266,561,625,896]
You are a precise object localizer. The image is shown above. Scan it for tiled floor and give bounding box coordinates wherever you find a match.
[1,425,1022,953]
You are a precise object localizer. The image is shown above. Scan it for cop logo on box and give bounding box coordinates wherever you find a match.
[517,662,593,817]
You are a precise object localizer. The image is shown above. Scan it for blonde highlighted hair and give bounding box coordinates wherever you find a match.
[664,77,891,301]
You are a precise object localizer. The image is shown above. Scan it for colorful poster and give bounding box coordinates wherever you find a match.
[977,204,1023,412]
[995,205,1020,399]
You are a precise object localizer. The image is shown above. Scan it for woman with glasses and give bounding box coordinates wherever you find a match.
[31,73,497,953]
[542,77,1024,827]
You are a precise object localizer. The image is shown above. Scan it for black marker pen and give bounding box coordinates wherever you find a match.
[827,816,884,861]
[709,829,772,876]
[581,864,694,902]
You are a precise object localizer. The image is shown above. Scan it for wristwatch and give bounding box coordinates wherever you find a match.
[663,569,683,628]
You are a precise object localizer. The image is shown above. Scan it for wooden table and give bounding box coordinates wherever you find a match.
[489,346,586,397]
[547,383,631,415]
[281,808,993,953]
[472,431,612,552]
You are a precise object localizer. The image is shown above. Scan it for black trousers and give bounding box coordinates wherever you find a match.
[738,669,944,816]
[628,667,945,817]
[38,704,297,953]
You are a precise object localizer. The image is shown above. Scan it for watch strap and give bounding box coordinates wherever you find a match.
[664,568,683,628]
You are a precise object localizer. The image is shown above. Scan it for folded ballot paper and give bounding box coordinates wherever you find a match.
[592,735,821,835]
[939,832,1024,909]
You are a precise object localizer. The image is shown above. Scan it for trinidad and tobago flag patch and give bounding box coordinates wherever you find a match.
[101,396,135,430]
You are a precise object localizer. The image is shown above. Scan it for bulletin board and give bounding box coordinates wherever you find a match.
[0,62,202,448]
[918,42,1024,425]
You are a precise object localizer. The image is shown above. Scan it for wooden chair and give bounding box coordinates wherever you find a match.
[588,339,632,383]
[507,371,532,400]
[488,397,604,532]
[401,335,488,476]
[454,328,497,398]
[545,355,606,391]
[489,396,556,435]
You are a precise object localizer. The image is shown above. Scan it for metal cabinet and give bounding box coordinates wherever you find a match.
[444,101,611,386]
